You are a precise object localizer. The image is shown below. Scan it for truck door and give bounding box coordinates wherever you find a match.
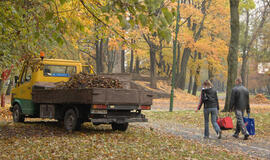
[14,65,35,115]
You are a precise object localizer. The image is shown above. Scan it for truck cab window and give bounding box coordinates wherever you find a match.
[43,65,76,77]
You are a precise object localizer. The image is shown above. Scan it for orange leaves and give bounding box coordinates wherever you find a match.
[180,4,203,23]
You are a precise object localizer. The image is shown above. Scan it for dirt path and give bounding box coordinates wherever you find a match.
[133,116,270,159]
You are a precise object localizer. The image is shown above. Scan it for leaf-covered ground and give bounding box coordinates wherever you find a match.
[0,120,252,160]
[144,110,270,138]
[139,109,270,159]
[1,93,269,159]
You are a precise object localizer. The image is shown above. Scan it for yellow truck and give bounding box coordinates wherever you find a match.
[10,56,152,132]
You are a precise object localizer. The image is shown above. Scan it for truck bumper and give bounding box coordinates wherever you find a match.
[91,115,148,124]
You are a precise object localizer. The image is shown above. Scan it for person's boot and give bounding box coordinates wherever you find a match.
[244,134,249,140]
[218,131,222,139]
[232,134,239,138]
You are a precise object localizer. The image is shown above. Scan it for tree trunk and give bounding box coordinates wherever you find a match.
[192,53,202,96]
[150,46,157,88]
[208,62,214,82]
[187,71,193,94]
[166,63,170,76]
[177,48,191,89]
[6,79,12,95]
[121,49,125,73]
[157,40,163,76]
[241,10,249,86]
[175,42,181,88]
[95,38,104,74]
[267,81,270,95]
[108,50,116,73]
[129,41,134,73]
[135,56,140,74]
[224,0,240,111]
[241,55,248,86]
[176,42,181,75]
[95,38,100,74]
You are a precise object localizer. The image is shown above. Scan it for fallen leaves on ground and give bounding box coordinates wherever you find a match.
[0,121,251,160]
[143,110,270,139]
[251,94,270,104]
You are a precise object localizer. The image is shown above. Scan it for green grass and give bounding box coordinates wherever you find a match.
[0,122,250,160]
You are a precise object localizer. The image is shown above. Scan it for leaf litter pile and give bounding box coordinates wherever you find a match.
[251,94,270,104]
[55,73,123,89]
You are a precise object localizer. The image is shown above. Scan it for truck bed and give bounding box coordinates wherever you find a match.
[32,88,152,105]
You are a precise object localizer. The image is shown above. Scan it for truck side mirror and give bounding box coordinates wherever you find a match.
[14,76,19,84]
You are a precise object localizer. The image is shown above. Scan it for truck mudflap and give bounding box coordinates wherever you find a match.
[91,114,148,124]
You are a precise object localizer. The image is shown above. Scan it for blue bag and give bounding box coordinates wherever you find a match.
[243,117,255,135]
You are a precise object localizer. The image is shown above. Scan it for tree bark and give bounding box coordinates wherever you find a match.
[150,46,157,88]
[6,79,12,95]
[129,40,134,73]
[177,48,191,89]
[187,70,193,94]
[166,63,170,76]
[157,40,163,76]
[176,42,181,74]
[241,10,249,86]
[135,56,140,74]
[208,62,214,82]
[99,39,104,73]
[143,34,158,89]
[224,0,240,111]
[95,38,100,73]
[121,49,125,73]
[192,53,202,96]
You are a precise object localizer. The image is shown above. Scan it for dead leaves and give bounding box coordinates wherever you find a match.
[251,94,270,104]
[0,119,252,160]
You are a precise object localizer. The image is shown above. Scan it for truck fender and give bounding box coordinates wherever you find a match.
[10,99,23,112]
[73,106,80,118]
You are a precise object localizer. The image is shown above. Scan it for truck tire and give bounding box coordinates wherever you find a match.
[75,119,83,131]
[64,109,78,132]
[111,123,129,131]
[12,104,25,122]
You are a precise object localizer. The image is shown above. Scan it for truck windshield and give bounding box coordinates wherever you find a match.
[43,65,76,77]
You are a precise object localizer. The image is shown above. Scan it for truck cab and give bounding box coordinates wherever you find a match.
[11,58,82,121]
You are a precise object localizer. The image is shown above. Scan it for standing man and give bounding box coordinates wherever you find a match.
[229,78,250,140]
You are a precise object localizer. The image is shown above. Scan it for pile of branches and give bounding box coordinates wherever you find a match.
[56,73,123,89]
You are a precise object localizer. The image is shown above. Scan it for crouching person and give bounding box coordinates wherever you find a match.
[196,80,222,139]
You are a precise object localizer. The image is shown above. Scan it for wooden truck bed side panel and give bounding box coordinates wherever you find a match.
[32,89,93,104]
[32,88,152,105]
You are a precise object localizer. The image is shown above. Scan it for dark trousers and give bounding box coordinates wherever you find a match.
[234,110,249,136]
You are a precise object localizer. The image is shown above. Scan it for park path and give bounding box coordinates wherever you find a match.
[133,105,270,159]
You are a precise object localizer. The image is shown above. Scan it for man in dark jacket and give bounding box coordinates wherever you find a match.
[229,78,250,140]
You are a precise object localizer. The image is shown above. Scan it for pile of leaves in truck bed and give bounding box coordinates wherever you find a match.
[55,73,123,89]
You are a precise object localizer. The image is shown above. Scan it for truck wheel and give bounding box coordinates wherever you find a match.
[111,123,129,131]
[13,104,25,122]
[64,109,78,132]
[75,119,83,131]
